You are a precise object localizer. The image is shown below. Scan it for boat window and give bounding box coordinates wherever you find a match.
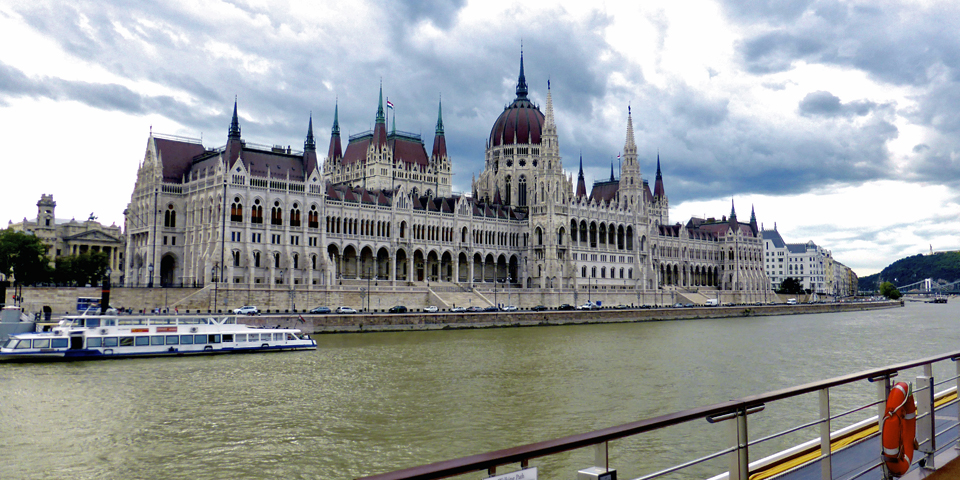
[135,336,150,346]
[120,337,134,347]
[194,335,206,345]
[86,318,100,328]
[150,336,164,346]
[235,334,246,342]
[52,338,68,348]
[222,334,233,343]
[14,340,31,349]
[68,318,84,327]
[3,339,15,348]
[165,335,179,345]
[180,318,203,325]
[274,333,283,341]
[211,334,221,344]
[33,339,50,348]
[180,335,194,345]
[103,319,116,327]
[222,318,237,325]
[151,318,173,325]
[119,319,145,326]
[103,337,119,347]
[87,337,102,348]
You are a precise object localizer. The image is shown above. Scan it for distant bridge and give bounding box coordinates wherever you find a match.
[895,278,960,294]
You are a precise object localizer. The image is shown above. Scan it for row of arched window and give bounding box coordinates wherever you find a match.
[230,197,320,229]
[232,250,320,270]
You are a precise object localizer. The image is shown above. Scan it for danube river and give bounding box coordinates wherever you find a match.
[1,302,956,480]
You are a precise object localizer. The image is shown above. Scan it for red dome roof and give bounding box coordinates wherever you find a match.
[489,99,544,147]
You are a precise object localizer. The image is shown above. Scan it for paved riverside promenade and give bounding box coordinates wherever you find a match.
[246,301,902,335]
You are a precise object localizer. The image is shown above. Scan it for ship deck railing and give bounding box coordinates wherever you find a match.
[355,350,960,480]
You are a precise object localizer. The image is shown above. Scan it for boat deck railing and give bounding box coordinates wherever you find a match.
[356,351,960,480]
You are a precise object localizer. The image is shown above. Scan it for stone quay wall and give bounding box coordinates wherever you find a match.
[243,300,903,335]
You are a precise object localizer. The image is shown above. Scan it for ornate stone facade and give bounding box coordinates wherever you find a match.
[123,55,770,305]
[8,194,124,280]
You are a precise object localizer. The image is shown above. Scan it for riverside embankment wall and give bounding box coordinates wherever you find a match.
[244,301,903,335]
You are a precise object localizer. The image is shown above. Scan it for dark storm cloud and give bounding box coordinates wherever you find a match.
[798,91,882,118]
[390,0,468,29]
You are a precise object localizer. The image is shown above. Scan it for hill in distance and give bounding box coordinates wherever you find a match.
[858,251,960,292]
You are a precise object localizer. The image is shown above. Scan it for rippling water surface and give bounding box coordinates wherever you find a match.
[1,302,956,479]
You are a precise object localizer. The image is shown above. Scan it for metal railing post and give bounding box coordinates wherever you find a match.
[917,374,935,469]
[820,387,832,480]
[595,441,608,471]
[877,375,891,421]
[727,407,750,480]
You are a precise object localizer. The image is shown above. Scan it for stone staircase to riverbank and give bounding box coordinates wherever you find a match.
[430,287,494,310]
[676,291,715,305]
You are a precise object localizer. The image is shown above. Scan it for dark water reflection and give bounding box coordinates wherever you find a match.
[1,303,955,479]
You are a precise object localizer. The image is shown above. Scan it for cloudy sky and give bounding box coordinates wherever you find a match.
[1,0,958,276]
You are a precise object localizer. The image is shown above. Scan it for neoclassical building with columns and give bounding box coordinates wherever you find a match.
[123,54,770,306]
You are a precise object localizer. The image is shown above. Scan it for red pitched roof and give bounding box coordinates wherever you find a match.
[153,137,206,182]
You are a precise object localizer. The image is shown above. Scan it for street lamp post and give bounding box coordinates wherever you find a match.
[147,263,154,288]
[212,265,219,313]
[100,267,112,315]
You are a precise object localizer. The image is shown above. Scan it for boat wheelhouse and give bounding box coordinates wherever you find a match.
[0,314,316,361]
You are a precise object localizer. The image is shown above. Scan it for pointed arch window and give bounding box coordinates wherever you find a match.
[308,205,319,228]
[518,175,527,206]
[164,205,176,228]
[231,197,243,222]
[290,204,301,227]
[271,201,283,226]
[251,200,263,224]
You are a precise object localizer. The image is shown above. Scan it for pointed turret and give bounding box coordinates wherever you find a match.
[228,97,241,139]
[749,204,759,235]
[610,162,616,181]
[619,105,641,206]
[729,199,738,223]
[544,79,555,129]
[327,102,343,163]
[516,50,528,100]
[431,97,447,161]
[225,97,243,166]
[304,114,316,152]
[373,83,387,148]
[304,114,318,175]
[625,105,636,150]
[493,186,502,205]
[653,154,666,198]
[576,155,587,198]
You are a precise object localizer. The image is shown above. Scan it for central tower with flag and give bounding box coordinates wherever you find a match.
[321,85,451,198]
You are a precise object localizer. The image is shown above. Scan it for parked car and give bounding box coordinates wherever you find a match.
[309,306,331,314]
[531,305,549,311]
[388,305,408,313]
[557,304,576,311]
[502,305,518,312]
[787,298,798,305]
[482,306,499,312]
[233,305,259,315]
[336,306,358,314]
[466,306,483,312]
[577,302,597,310]
[614,304,630,309]
[451,306,467,312]
[424,306,439,313]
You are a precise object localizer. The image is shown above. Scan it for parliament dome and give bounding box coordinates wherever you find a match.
[489,54,544,147]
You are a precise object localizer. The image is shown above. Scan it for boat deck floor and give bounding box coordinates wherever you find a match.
[773,416,958,480]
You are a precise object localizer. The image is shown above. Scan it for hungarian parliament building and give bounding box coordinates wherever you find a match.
[124,55,770,306]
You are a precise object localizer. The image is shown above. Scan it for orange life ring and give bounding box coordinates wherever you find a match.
[880,381,917,477]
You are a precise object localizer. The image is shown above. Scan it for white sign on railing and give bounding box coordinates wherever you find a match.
[487,467,537,480]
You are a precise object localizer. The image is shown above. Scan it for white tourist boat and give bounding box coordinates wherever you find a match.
[0,314,316,361]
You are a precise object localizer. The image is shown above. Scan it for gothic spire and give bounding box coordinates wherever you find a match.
[653,153,666,198]
[576,154,587,198]
[304,113,316,151]
[435,96,444,135]
[610,161,615,181]
[544,79,555,128]
[376,82,385,124]
[228,97,241,139]
[515,50,528,100]
[332,100,340,136]
[730,199,737,221]
[625,105,636,150]
[327,102,343,162]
